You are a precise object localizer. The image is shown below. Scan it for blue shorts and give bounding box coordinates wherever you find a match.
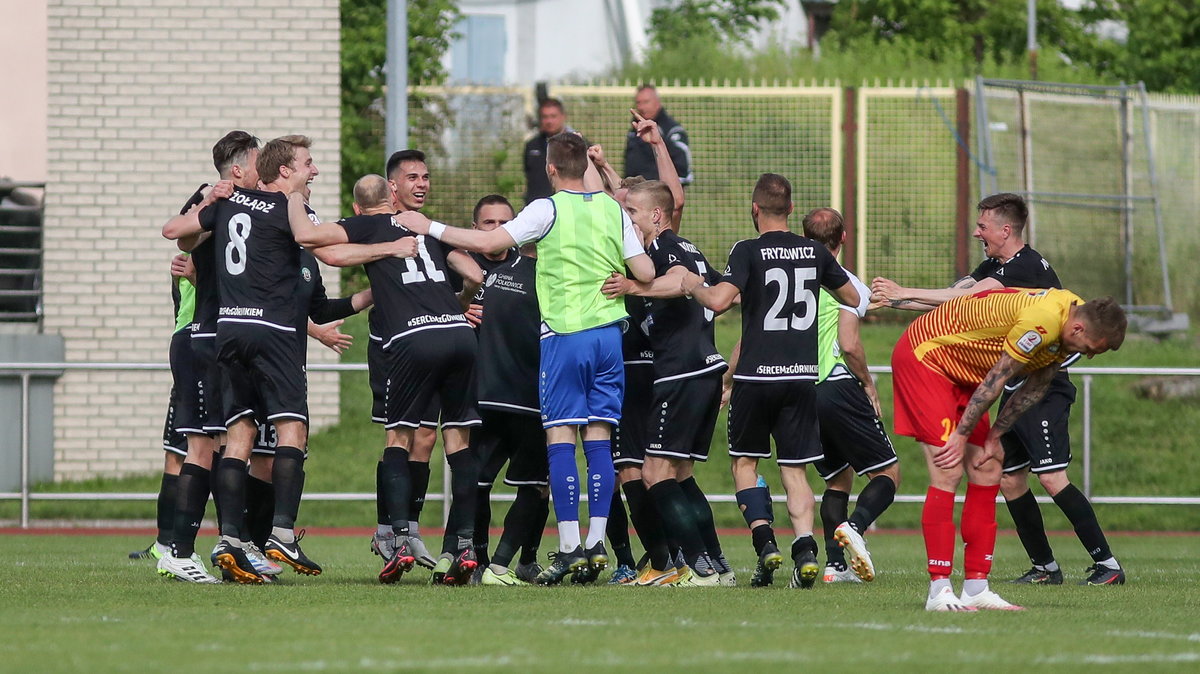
[539,324,624,428]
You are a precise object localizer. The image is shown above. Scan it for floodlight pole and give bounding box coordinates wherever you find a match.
[386,0,409,156]
[1027,0,1038,80]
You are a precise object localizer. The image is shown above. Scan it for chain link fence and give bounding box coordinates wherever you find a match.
[401,81,1199,318]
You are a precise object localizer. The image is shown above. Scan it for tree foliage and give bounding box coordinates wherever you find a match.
[1063,0,1200,94]
[825,0,1100,72]
[340,0,461,215]
[646,0,787,51]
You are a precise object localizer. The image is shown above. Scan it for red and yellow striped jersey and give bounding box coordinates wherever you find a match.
[905,287,1081,386]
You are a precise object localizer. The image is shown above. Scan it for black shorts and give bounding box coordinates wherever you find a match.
[812,375,898,480]
[217,324,308,427]
[473,408,548,487]
[612,364,653,467]
[384,328,479,429]
[645,373,721,463]
[372,336,441,427]
[161,386,187,457]
[174,331,225,435]
[1001,377,1075,475]
[728,380,822,465]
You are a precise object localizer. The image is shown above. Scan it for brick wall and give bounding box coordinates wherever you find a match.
[44,0,342,480]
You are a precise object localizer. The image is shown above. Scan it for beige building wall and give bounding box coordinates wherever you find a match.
[0,0,49,182]
[44,0,342,479]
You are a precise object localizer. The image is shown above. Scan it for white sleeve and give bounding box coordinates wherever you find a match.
[621,210,644,259]
[837,268,871,318]
[500,198,556,246]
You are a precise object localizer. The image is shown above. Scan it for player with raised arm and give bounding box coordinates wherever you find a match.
[601,178,731,587]
[799,208,899,584]
[681,174,860,589]
[290,173,484,585]
[891,285,1126,611]
[159,131,261,583]
[395,132,655,585]
[871,193,1123,586]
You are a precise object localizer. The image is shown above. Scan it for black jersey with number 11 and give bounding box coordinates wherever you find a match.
[338,212,469,349]
[199,187,299,333]
[723,229,849,382]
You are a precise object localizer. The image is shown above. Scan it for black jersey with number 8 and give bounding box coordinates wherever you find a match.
[199,187,299,334]
[723,230,849,382]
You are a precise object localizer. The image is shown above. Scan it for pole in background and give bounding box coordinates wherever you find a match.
[1027,0,1038,80]
[386,0,409,156]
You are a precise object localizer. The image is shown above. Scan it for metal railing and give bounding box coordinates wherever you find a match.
[2,361,1198,529]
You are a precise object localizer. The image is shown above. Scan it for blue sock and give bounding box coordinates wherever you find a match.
[547,442,579,523]
[582,440,614,519]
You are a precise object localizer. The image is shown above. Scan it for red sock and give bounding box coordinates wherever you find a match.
[922,487,956,579]
[962,482,1000,579]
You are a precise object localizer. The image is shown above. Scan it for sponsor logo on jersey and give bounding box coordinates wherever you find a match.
[220,306,265,317]
[679,240,700,255]
[760,246,816,261]
[1016,330,1043,354]
[406,313,468,328]
[756,363,817,375]
[705,353,724,364]
[229,191,277,214]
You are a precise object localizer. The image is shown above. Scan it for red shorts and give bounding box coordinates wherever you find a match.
[891,331,989,447]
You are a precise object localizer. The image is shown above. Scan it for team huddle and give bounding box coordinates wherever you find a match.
[136,112,1129,610]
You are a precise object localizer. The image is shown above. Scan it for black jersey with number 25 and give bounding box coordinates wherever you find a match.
[338,212,469,349]
[723,230,849,382]
[199,187,299,333]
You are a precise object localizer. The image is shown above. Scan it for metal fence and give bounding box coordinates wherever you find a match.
[2,361,1197,529]
[406,81,1200,317]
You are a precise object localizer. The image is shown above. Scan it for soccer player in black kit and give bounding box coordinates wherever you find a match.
[602,179,733,586]
[870,193,1123,586]
[683,174,861,588]
[461,195,552,586]
[159,130,262,583]
[289,173,485,585]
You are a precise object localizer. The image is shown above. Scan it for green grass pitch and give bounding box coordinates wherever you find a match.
[2,532,1198,673]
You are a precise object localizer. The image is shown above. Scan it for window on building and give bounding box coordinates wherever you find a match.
[450,14,507,85]
[0,181,43,324]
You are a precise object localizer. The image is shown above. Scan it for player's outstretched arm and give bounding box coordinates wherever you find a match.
[829,278,861,309]
[396,210,518,255]
[162,181,232,245]
[287,191,350,250]
[587,144,622,198]
[683,273,740,314]
[447,249,485,311]
[311,240,417,267]
[871,275,1001,311]
[837,309,881,417]
[602,266,690,299]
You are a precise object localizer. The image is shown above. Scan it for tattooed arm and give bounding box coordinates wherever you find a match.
[870,275,1001,313]
[932,353,1026,469]
[971,364,1059,468]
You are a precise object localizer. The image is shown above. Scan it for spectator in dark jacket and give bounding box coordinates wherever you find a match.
[523,98,578,203]
[624,84,692,185]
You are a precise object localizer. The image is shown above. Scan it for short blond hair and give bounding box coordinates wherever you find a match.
[256,134,312,184]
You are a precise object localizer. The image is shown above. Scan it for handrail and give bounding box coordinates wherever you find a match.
[3,362,1198,527]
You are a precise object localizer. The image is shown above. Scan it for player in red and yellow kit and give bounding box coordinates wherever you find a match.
[891,288,1126,611]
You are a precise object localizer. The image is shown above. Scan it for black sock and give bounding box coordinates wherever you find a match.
[678,477,723,559]
[623,480,671,570]
[381,447,411,535]
[245,476,274,549]
[1052,483,1114,564]
[820,489,849,565]
[156,472,179,546]
[375,461,389,527]
[214,457,247,540]
[495,486,540,568]
[607,490,636,566]
[270,446,305,530]
[172,463,210,557]
[474,484,493,566]
[408,460,431,522]
[751,523,776,557]
[1007,488,1055,566]
[520,493,549,566]
[210,445,225,529]
[648,480,707,569]
[445,449,480,551]
[790,534,818,560]
[850,475,896,533]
